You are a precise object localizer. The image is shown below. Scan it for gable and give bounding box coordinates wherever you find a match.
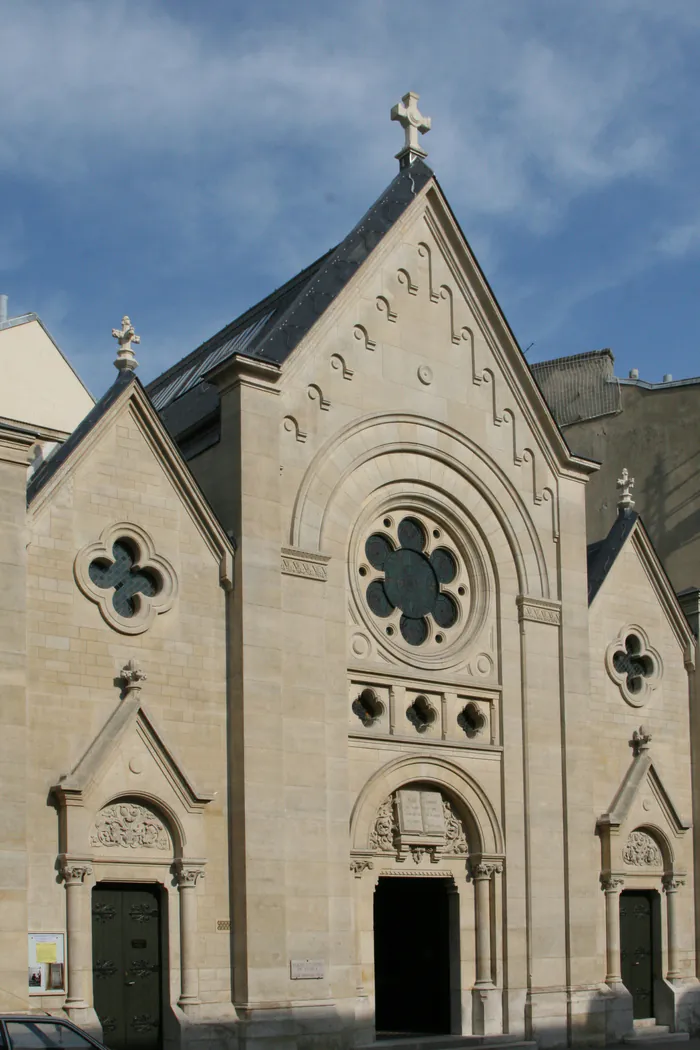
[28,374,233,589]
[590,514,693,665]
[0,315,93,433]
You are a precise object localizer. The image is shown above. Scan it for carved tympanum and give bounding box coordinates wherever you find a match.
[623,830,662,867]
[90,802,170,851]
[369,788,468,858]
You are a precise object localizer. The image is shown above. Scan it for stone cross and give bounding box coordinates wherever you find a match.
[112,315,141,372]
[391,91,431,169]
[616,467,635,511]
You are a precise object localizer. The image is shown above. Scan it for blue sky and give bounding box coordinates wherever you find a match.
[2,0,700,398]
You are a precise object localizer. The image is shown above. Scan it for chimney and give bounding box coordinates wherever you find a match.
[629,368,639,380]
[663,374,673,383]
[0,295,7,324]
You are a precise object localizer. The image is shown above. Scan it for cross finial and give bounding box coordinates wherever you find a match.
[391,91,431,170]
[120,657,147,694]
[617,467,635,512]
[112,315,141,372]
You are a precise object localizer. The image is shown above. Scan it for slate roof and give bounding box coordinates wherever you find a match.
[586,508,640,605]
[147,159,435,412]
[27,369,137,504]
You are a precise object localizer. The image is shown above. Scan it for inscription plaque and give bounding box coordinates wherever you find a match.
[290,959,324,980]
[398,790,424,834]
[421,792,446,835]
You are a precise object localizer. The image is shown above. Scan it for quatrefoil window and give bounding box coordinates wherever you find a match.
[605,626,661,708]
[75,522,177,635]
[362,515,462,647]
[89,540,161,618]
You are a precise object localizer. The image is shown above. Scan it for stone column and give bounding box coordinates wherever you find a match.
[601,876,624,983]
[471,860,500,985]
[61,862,93,1011]
[663,875,685,980]
[175,862,205,1008]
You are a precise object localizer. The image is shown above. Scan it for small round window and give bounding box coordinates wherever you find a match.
[89,539,162,619]
[359,514,465,647]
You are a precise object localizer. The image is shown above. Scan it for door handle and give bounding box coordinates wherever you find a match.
[125,980,136,986]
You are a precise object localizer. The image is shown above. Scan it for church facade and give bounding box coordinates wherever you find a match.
[2,96,700,1050]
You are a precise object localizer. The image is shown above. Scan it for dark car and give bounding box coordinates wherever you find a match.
[0,1017,109,1050]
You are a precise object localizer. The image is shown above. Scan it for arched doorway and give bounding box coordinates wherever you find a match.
[374,875,454,1035]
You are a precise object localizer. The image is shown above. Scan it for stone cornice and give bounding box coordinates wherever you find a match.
[516,596,562,626]
[0,424,36,466]
[209,353,281,397]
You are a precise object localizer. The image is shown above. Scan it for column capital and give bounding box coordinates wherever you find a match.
[174,860,205,887]
[600,874,624,892]
[663,874,685,893]
[470,858,503,881]
[59,859,93,886]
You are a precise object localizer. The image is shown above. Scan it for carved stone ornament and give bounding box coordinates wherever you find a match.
[517,597,562,626]
[174,865,205,887]
[470,859,503,880]
[622,830,662,868]
[61,862,93,886]
[121,657,147,693]
[662,874,686,893]
[281,546,330,582]
[90,802,170,851]
[600,875,625,892]
[74,521,177,635]
[369,790,468,858]
[350,858,374,876]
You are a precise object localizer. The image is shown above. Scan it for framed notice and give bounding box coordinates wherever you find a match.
[28,934,65,995]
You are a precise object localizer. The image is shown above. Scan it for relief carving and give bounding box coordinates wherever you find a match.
[369,790,468,857]
[622,830,662,867]
[369,797,397,852]
[90,802,170,851]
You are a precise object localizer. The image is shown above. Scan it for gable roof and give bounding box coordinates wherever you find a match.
[587,507,639,605]
[588,507,695,663]
[147,160,435,412]
[597,742,691,834]
[26,368,234,587]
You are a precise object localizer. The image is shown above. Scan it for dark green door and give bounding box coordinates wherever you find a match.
[92,884,163,1050]
[620,891,654,1019]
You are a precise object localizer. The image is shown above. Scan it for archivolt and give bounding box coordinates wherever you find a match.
[289,412,551,598]
[350,753,504,856]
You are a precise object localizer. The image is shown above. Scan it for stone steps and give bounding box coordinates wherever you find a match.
[357,1037,536,1050]
[622,1019,689,1043]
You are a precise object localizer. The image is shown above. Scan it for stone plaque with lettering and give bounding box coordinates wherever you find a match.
[290,959,324,980]
[421,792,446,835]
[397,790,424,834]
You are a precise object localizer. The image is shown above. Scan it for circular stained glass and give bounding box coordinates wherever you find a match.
[366,579,393,618]
[397,517,425,552]
[431,548,457,584]
[362,515,463,647]
[400,614,428,646]
[365,533,394,570]
[433,593,458,628]
[383,548,438,617]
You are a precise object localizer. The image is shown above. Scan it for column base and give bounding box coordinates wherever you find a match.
[472,983,502,1035]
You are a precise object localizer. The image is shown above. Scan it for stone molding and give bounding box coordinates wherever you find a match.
[281,546,330,582]
[74,520,177,635]
[516,596,561,626]
[90,802,170,851]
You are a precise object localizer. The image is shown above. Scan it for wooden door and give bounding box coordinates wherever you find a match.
[92,884,163,1050]
[620,891,654,1019]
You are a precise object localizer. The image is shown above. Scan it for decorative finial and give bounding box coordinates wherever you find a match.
[617,467,635,512]
[391,91,431,170]
[631,725,652,755]
[120,657,147,694]
[112,315,141,372]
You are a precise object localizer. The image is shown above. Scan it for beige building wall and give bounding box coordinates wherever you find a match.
[0,317,94,434]
[21,388,234,1044]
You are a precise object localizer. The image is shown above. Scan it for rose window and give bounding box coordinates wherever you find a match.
[360,515,465,646]
[612,635,654,696]
[89,540,162,619]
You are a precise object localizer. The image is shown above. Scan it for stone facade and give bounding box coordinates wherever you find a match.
[1,149,700,1050]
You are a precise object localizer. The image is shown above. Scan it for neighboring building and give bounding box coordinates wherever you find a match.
[2,97,700,1050]
[531,350,700,593]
